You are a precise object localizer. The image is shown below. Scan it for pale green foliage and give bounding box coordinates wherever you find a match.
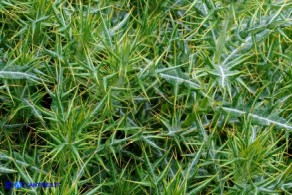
[0,0,291,194]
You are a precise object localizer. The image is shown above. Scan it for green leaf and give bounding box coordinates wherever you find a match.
[0,166,17,173]
[221,106,292,130]
[0,71,40,82]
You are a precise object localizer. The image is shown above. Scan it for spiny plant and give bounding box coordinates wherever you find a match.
[0,0,291,194]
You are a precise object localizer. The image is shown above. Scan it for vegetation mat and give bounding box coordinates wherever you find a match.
[0,0,291,194]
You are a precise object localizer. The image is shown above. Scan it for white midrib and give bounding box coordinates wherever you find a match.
[160,73,201,88]
[222,107,292,130]
[218,65,225,86]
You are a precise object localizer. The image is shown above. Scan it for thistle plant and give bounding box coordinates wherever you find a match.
[0,0,291,194]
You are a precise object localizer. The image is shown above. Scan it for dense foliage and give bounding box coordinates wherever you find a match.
[0,0,291,194]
